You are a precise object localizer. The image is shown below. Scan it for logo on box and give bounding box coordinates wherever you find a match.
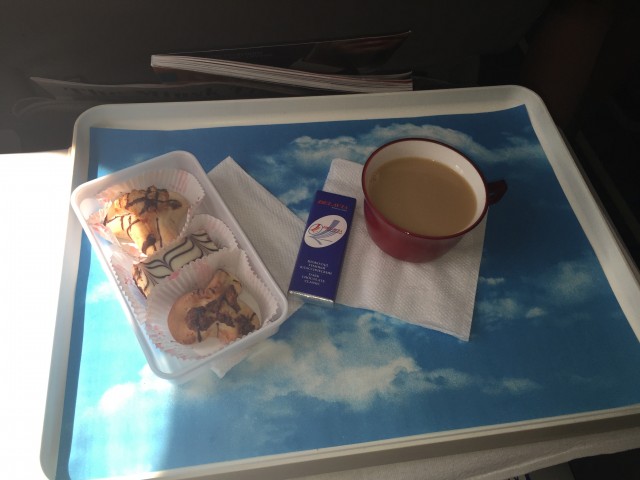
[304,215,347,248]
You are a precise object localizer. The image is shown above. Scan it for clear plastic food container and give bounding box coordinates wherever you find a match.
[70,150,288,383]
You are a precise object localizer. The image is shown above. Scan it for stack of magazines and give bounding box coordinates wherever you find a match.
[27,32,413,106]
[151,31,413,96]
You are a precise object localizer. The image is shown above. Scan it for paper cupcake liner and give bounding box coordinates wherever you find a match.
[145,248,278,360]
[88,168,205,259]
[111,250,148,325]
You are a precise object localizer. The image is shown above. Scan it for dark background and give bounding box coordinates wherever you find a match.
[1,0,638,477]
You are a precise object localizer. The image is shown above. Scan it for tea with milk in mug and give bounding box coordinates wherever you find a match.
[368,157,477,237]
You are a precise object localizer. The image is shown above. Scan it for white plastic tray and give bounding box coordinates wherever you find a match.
[42,86,640,480]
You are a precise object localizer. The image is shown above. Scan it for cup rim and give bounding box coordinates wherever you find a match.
[361,137,490,240]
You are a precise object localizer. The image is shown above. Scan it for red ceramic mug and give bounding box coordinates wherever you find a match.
[361,138,507,262]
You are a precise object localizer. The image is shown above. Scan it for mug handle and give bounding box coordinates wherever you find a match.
[487,180,508,205]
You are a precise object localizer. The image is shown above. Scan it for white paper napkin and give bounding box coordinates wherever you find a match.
[206,157,485,376]
[206,158,304,377]
[323,158,485,340]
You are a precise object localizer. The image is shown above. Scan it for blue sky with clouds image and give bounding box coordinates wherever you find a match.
[62,106,640,478]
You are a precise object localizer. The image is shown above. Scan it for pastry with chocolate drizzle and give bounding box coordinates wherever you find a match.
[132,230,220,298]
[103,186,189,256]
[167,269,260,345]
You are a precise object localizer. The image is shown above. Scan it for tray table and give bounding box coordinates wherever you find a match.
[43,86,640,479]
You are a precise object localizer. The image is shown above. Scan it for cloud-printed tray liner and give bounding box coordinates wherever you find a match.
[145,248,278,360]
[88,168,205,259]
[111,213,240,323]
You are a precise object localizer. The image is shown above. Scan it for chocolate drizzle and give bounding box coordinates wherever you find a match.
[132,230,219,297]
[102,185,188,256]
[123,186,184,215]
[184,282,259,343]
[236,312,259,336]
